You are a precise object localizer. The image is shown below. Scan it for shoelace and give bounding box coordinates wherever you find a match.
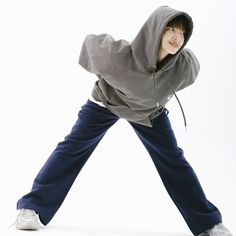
[18,209,36,216]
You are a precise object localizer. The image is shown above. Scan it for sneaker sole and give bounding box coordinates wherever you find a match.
[15,222,40,230]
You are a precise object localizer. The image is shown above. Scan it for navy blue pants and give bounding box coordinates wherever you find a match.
[17,99,222,235]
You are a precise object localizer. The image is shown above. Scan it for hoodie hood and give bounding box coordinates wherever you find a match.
[78,6,200,129]
[131,6,193,72]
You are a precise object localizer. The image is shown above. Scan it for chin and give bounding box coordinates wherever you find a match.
[168,50,178,55]
[165,46,178,55]
[168,48,180,55]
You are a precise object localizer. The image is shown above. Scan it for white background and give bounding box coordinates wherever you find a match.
[1,0,235,235]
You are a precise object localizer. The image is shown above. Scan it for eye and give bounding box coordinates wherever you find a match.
[167,27,174,31]
[174,28,185,36]
[165,27,173,32]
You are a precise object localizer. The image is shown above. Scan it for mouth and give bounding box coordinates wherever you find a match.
[169,42,179,48]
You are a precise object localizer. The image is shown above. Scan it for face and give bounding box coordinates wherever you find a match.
[160,26,185,55]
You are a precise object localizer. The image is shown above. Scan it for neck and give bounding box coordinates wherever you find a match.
[157,46,168,63]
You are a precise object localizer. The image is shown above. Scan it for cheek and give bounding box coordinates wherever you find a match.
[161,34,171,47]
[161,40,170,51]
[163,32,171,42]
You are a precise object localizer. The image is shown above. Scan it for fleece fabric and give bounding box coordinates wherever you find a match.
[78,6,200,127]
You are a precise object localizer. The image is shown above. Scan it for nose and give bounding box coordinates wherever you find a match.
[173,34,179,41]
[173,31,184,41]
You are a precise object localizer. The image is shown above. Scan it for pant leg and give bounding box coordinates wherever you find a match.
[128,108,222,235]
[17,99,119,225]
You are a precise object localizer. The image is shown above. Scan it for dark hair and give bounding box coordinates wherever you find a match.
[167,15,191,38]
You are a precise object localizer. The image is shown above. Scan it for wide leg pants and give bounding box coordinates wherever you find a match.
[17,99,222,235]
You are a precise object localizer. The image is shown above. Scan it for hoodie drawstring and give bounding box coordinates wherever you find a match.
[165,75,187,131]
[152,69,187,131]
[152,68,160,106]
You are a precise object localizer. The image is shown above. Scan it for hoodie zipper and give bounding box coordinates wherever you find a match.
[152,68,187,131]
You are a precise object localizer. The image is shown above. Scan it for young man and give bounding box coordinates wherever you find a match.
[15,6,233,236]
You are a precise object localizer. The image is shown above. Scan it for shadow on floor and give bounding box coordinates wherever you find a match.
[46,224,191,236]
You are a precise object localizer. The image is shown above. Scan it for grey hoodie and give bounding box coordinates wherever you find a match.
[78,6,200,127]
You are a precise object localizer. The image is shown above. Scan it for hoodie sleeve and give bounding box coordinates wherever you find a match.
[175,49,200,92]
[78,34,130,77]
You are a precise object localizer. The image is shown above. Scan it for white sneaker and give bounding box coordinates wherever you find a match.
[15,209,41,230]
[198,223,233,236]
